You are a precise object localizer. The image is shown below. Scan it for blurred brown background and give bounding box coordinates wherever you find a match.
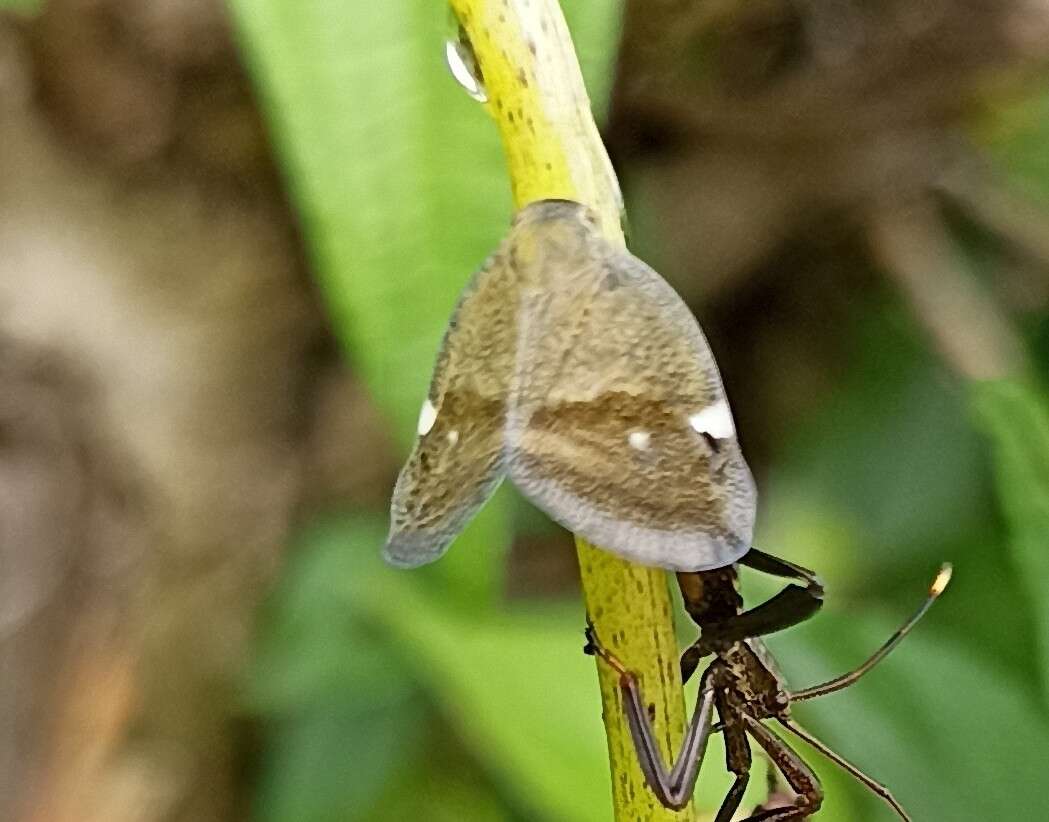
[1,2,397,818]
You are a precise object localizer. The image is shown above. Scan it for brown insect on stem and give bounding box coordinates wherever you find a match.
[587,556,952,819]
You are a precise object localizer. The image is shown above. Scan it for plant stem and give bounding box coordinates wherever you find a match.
[447,2,695,818]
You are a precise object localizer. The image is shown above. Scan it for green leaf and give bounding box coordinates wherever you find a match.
[775,610,1049,820]
[228,0,518,605]
[0,0,40,13]
[979,89,1049,207]
[255,517,599,820]
[254,699,427,822]
[251,519,426,822]
[365,734,516,822]
[971,378,1049,705]
[376,597,613,821]
[228,0,505,433]
[561,1,623,123]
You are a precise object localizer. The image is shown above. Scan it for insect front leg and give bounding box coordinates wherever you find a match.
[583,623,717,810]
[684,550,824,666]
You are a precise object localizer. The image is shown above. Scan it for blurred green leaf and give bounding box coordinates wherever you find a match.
[971,378,1049,706]
[767,304,986,574]
[295,518,613,820]
[266,517,795,820]
[366,732,517,822]
[373,595,613,821]
[0,0,40,13]
[775,607,1049,820]
[562,2,622,123]
[228,1,505,432]
[980,89,1049,207]
[255,699,427,822]
[229,0,518,606]
[763,305,989,584]
[251,589,414,712]
[760,309,1040,685]
[252,519,426,822]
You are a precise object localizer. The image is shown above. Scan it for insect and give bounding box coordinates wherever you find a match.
[585,556,953,819]
[384,199,755,572]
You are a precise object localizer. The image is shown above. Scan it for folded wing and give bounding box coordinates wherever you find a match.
[383,249,516,567]
[506,203,756,571]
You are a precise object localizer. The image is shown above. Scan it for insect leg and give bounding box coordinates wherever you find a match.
[778,718,911,821]
[687,551,824,660]
[736,714,823,821]
[738,548,822,588]
[714,774,750,822]
[713,698,751,822]
[584,623,717,810]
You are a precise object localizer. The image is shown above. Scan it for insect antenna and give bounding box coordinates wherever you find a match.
[776,717,911,821]
[789,563,952,702]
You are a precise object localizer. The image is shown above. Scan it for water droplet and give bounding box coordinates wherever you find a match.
[445,29,487,103]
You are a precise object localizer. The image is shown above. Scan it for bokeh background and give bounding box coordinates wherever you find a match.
[2,1,1048,820]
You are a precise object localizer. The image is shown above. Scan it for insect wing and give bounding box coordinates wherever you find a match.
[383,251,516,567]
[506,208,756,571]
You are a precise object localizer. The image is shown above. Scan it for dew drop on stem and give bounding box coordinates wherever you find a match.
[445,27,488,103]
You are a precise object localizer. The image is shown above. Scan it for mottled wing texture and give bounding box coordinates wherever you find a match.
[505,201,756,571]
[383,248,517,567]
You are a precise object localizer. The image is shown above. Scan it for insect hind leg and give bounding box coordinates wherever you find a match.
[737,714,822,821]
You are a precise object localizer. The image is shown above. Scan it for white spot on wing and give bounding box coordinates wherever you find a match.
[628,431,650,450]
[446,430,460,445]
[417,398,438,436]
[689,399,735,440]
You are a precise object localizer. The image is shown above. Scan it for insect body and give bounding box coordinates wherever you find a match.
[384,199,755,572]
[586,555,952,820]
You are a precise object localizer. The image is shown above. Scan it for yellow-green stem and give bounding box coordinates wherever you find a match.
[448,2,695,818]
